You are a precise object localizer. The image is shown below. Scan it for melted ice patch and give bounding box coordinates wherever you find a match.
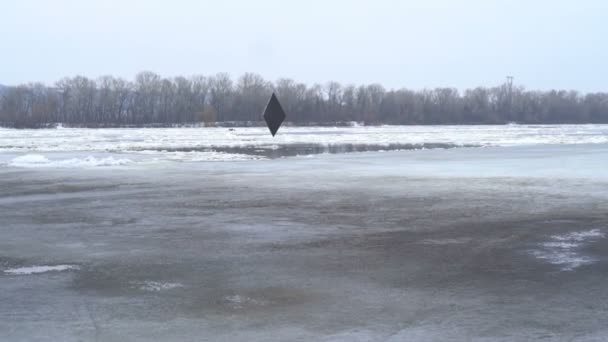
[4,265,79,275]
[8,154,132,168]
[532,229,605,271]
[134,280,185,292]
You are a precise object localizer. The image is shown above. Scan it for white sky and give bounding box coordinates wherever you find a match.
[1,0,607,91]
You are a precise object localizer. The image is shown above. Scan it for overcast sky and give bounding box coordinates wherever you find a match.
[1,0,606,91]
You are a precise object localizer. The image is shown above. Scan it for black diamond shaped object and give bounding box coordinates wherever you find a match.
[263,93,286,137]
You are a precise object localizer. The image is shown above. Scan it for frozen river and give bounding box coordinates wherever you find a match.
[1,124,608,164]
[1,125,608,341]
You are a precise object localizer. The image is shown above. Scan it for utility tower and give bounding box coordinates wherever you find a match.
[506,76,514,121]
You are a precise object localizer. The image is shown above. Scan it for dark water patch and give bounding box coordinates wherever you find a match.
[135,143,476,159]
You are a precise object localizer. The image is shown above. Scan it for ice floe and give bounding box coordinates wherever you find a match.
[4,265,79,275]
[133,150,264,162]
[8,154,132,168]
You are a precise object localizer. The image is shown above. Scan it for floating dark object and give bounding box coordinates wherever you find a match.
[263,93,286,137]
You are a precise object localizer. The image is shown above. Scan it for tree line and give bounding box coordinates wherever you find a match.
[1,71,607,128]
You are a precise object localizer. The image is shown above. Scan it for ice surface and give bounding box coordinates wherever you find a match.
[531,229,605,271]
[8,154,49,165]
[1,140,608,340]
[0,123,606,169]
[1,124,607,166]
[551,229,605,241]
[134,150,265,161]
[8,154,132,168]
[223,295,269,309]
[4,265,79,275]
[0,124,607,155]
[8,154,131,168]
[134,281,185,292]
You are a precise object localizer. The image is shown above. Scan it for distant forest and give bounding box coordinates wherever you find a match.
[1,72,608,128]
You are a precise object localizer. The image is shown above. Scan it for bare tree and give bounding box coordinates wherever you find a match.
[2,72,608,128]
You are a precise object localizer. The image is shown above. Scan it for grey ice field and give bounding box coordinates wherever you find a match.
[1,125,608,341]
